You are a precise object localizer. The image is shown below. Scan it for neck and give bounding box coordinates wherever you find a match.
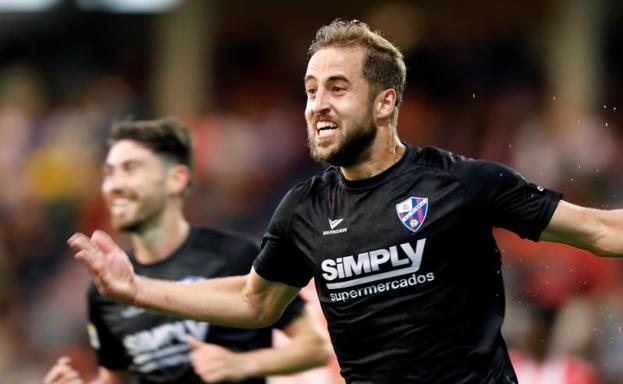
[340,131,405,181]
[130,206,190,265]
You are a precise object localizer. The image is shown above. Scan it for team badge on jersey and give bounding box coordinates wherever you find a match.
[396,196,428,233]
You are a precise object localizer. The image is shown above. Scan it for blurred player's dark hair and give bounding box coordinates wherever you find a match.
[109,117,194,194]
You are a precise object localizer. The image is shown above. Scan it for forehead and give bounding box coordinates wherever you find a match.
[305,46,366,82]
[105,140,158,165]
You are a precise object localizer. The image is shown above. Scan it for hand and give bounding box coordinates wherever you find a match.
[68,230,137,303]
[43,357,85,384]
[188,337,254,383]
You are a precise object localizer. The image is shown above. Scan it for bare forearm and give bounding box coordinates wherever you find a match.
[542,201,623,257]
[589,208,623,257]
[237,324,331,376]
[133,275,264,328]
[238,339,330,377]
[236,309,332,378]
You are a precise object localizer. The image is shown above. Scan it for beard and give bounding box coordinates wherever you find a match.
[109,194,166,234]
[307,109,377,167]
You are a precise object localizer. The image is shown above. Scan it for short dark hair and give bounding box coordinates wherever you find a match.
[308,19,407,124]
[109,117,194,192]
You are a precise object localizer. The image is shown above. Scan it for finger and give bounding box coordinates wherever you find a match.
[68,234,102,262]
[187,336,203,350]
[74,250,102,277]
[91,230,123,255]
[67,233,95,250]
[44,365,63,383]
[44,362,73,384]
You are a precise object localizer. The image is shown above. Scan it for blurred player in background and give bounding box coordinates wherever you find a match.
[45,117,330,384]
[67,20,623,383]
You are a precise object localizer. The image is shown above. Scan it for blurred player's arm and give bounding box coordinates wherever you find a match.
[44,357,131,384]
[187,307,331,382]
[69,231,300,328]
[541,199,623,257]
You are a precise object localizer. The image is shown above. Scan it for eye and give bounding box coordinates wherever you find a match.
[124,161,142,173]
[305,88,317,98]
[332,86,345,94]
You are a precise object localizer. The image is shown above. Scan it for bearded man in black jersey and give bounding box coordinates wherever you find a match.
[45,118,330,384]
[67,20,623,384]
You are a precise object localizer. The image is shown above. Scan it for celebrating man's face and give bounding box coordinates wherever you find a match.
[304,46,377,167]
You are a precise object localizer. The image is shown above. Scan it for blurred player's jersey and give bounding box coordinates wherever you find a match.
[254,144,561,384]
[88,226,305,384]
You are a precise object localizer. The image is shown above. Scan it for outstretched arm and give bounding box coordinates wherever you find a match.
[541,200,623,257]
[69,230,300,328]
[187,307,332,382]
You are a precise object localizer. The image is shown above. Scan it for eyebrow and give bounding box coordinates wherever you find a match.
[304,74,352,85]
[102,158,142,169]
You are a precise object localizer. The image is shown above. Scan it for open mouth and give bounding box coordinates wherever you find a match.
[316,120,338,138]
[109,197,135,214]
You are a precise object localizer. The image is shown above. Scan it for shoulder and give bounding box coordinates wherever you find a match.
[191,226,260,254]
[413,145,514,181]
[288,168,339,201]
[412,146,474,171]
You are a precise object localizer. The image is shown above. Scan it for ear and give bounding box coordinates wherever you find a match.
[374,88,397,121]
[166,164,191,196]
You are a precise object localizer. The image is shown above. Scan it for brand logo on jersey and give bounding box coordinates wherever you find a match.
[396,196,428,233]
[329,218,344,229]
[321,238,427,289]
[123,320,209,373]
[121,306,146,318]
[323,218,348,236]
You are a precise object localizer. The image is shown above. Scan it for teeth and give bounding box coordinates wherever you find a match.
[111,198,133,207]
[317,121,337,130]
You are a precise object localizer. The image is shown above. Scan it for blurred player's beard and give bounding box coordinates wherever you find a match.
[109,193,167,234]
[308,108,377,167]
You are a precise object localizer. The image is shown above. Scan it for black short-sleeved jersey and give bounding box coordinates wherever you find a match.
[254,144,562,384]
[88,226,305,384]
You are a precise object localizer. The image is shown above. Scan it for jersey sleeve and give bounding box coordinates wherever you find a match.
[253,188,314,287]
[87,285,130,370]
[451,157,562,241]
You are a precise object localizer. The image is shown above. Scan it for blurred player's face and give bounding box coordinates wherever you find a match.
[101,140,169,232]
[304,46,376,167]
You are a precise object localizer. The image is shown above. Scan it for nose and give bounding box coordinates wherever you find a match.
[101,171,125,196]
[309,88,331,114]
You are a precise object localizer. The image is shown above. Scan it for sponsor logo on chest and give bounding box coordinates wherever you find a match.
[321,238,427,289]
